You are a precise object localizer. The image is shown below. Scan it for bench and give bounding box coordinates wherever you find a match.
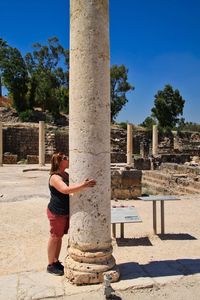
[111,205,142,238]
[137,195,180,234]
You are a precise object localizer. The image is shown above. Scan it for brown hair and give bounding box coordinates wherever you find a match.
[50,152,65,175]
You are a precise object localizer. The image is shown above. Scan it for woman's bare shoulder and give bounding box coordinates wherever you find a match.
[49,174,62,185]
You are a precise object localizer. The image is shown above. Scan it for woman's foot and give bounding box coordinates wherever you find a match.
[54,260,64,271]
[47,263,64,276]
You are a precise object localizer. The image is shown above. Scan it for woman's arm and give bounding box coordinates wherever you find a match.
[50,174,96,194]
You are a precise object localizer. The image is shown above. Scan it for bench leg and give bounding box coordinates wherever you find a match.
[161,201,165,234]
[112,223,116,238]
[153,201,157,234]
[120,223,124,238]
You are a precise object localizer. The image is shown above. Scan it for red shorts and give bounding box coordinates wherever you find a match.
[47,208,69,238]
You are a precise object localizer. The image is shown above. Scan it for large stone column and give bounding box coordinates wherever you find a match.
[0,122,3,166]
[66,0,119,285]
[152,125,158,156]
[127,123,133,164]
[39,121,45,166]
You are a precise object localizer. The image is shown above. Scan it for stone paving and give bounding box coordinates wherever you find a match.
[0,165,200,299]
[1,259,200,299]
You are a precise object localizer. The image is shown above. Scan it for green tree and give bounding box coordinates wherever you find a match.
[110,64,134,122]
[0,39,7,92]
[151,84,185,131]
[177,119,200,132]
[0,76,2,97]
[0,38,29,111]
[1,38,134,122]
[25,37,69,116]
[140,116,156,130]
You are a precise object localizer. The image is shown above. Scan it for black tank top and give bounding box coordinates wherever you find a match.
[48,173,69,215]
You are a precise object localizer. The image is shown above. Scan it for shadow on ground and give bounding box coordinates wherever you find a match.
[158,233,197,240]
[116,237,152,247]
[118,259,200,280]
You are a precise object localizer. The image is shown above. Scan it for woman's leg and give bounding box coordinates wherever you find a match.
[54,215,68,262]
[47,209,68,265]
[47,236,61,265]
[54,238,62,262]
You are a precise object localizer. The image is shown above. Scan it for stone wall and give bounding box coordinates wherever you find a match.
[133,158,151,170]
[2,124,200,164]
[111,164,142,199]
[2,124,128,163]
[3,125,38,160]
[55,130,69,155]
[160,162,200,176]
[142,162,200,195]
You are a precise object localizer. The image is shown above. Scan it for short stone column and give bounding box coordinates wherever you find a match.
[152,125,158,156]
[127,123,133,164]
[140,139,149,159]
[173,130,179,151]
[39,121,45,166]
[66,0,119,285]
[0,122,3,166]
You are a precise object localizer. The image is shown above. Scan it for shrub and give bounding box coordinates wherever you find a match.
[18,109,34,122]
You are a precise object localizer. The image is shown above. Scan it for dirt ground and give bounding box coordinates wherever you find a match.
[0,165,200,299]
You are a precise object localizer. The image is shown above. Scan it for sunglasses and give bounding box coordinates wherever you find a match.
[62,156,69,161]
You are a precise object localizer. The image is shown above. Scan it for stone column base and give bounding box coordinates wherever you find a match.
[65,250,120,285]
[65,259,120,285]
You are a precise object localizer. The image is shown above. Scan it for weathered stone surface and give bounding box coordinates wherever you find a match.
[65,264,120,285]
[18,271,64,299]
[66,0,119,284]
[127,123,133,164]
[27,155,38,164]
[3,153,18,164]
[3,125,38,160]
[39,121,45,166]
[111,167,142,199]
[0,122,2,166]
[0,274,18,300]
[142,162,200,195]
[1,120,200,163]
[152,125,158,156]
[111,152,126,163]
[134,158,151,170]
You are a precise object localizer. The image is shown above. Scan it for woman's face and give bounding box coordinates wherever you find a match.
[60,155,69,169]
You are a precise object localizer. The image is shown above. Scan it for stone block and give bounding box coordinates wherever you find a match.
[3,154,18,164]
[111,168,142,199]
[134,158,151,170]
[111,152,126,163]
[27,155,38,164]
[45,153,52,163]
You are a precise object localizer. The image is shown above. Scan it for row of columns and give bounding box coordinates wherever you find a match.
[126,123,159,164]
[0,121,159,168]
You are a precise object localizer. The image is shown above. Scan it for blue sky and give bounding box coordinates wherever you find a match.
[1,0,200,124]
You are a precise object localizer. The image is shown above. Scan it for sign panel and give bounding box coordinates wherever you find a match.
[111,206,142,224]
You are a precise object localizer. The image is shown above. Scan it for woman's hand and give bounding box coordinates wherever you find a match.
[84,178,96,187]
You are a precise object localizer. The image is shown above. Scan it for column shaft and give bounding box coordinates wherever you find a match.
[39,121,45,166]
[127,123,133,164]
[0,122,3,166]
[152,125,158,156]
[66,0,119,284]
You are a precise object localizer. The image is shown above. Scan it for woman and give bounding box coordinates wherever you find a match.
[47,152,96,276]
